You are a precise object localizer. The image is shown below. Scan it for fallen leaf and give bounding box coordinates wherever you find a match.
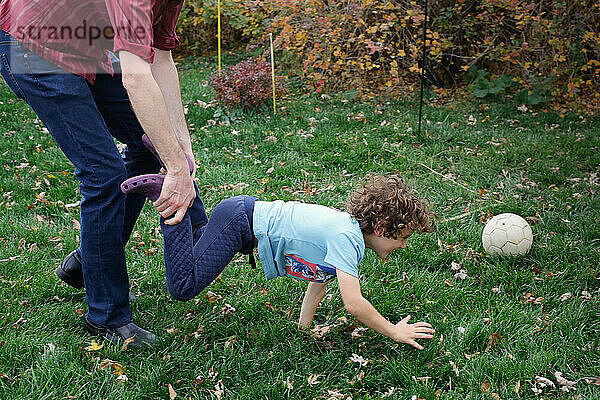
[310,324,333,338]
[581,291,592,300]
[208,367,218,381]
[412,376,432,383]
[224,335,237,349]
[168,384,177,400]
[449,360,459,377]
[490,393,501,400]
[450,261,462,271]
[115,374,128,385]
[485,333,502,352]
[349,370,365,385]
[454,272,468,280]
[535,375,555,389]
[481,380,490,393]
[554,371,577,392]
[559,292,572,301]
[12,317,27,329]
[193,373,205,388]
[307,373,323,385]
[204,291,222,303]
[326,389,345,399]
[349,353,369,367]
[84,340,103,352]
[513,380,521,394]
[351,327,368,338]
[281,378,293,390]
[381,387,399,397]
[121,335,135,351]
[214,380,224,400]
[220,304,236,316]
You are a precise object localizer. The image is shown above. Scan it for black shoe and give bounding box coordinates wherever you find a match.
[56,249,84,289]
[83,315,163,349]
[56,250,138,302]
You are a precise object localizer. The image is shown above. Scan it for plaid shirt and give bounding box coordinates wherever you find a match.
[0,0,183,82]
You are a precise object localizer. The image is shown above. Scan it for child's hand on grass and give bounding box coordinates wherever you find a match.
[392,315,435,350]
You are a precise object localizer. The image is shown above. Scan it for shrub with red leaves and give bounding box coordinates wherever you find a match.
[209,58,285,110]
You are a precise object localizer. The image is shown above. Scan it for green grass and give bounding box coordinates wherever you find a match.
[0,60,599,399]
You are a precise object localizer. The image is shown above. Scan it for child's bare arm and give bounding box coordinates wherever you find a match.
[299,282,328,329]
[337,270,435,350]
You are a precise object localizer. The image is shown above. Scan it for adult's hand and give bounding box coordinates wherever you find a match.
[153,166,195,225]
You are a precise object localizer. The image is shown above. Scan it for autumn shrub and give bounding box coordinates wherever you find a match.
[209,58,286,109]
[177,0,600,110]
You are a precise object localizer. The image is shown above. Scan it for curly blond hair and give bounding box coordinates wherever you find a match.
[346,174,435,238]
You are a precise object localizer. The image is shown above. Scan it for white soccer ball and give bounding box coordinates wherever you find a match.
[482,213,533,256]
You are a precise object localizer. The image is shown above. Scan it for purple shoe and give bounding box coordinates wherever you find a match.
[142,134,195,174]
[120,174,164,202]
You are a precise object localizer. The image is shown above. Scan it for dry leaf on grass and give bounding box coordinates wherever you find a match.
[523,292,544,304]
[325,389,346,399]
[485,333,502,352]
[580,291,592,300]
[167,384,177,400]
[481,380,490,393]
[214,380,224,399]
[351,327,368,338]
[349,370,364,385]
[449,360,459,377]
[281,378,293,390]
[555,371,577,392]
[115,374,128,386]
[307,374,323,385]
[220,304,236,316]
[349,353,369,367]
[381,387,399,397]
[204,291,222,303]
[98,359,124,376]
[84,340,103,352]
[121,336,135,351]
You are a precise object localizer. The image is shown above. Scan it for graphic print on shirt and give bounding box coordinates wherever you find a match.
[284,253,337,283]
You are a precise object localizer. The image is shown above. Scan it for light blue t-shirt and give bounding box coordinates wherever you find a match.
[253,200,365,282]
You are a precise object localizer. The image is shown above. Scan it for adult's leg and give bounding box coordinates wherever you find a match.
[58,56,207,288]
[161,196,255,301]
[0,35,130,327]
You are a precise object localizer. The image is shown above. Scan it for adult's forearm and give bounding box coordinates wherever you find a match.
[150,50,193,156]
[125,75,189,172]
[120,58,189,174]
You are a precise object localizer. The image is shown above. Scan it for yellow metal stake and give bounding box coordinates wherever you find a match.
[270,33,276,114]
[217,0,221,74]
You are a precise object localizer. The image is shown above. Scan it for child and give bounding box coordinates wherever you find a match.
[121,141,436,349]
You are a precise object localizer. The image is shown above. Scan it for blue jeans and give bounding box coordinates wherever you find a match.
[0,30,161,327]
